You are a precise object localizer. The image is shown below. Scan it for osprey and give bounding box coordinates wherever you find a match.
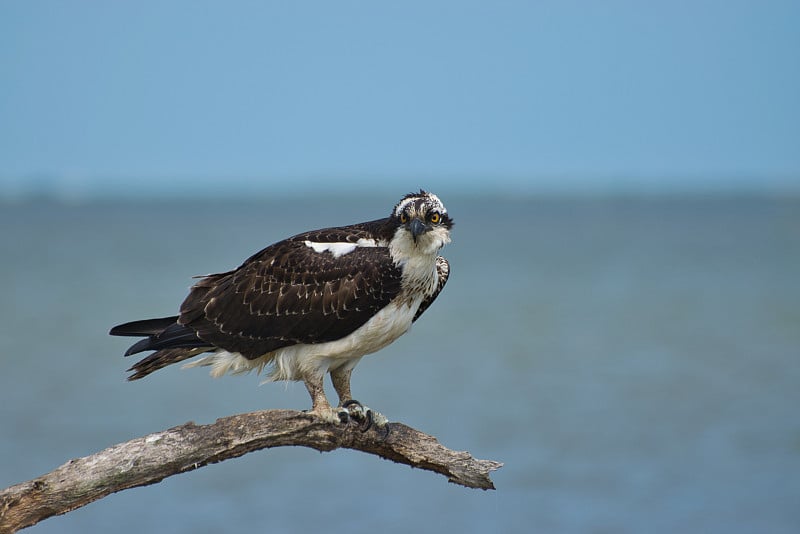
[110,190,452,424]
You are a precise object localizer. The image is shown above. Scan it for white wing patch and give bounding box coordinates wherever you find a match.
[303,238,378,258]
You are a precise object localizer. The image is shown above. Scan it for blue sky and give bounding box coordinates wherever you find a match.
[1,1,799,197]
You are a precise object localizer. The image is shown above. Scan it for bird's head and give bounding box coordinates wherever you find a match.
[390,190,453,255]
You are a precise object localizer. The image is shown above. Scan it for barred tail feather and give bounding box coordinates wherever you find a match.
[127,348,209,380]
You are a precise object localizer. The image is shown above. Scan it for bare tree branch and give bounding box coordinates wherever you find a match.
[0,409,503,532]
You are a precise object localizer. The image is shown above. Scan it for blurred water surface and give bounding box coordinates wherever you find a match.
[1,194,798,533]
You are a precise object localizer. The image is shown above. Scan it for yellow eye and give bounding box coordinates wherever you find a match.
[400,213,408,223]
[429,212,441,224]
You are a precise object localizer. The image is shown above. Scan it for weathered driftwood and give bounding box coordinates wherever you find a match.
[0,409,502,532]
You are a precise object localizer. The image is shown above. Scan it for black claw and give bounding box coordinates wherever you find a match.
[379,421,392,439]
[342,399,363,409]
[337,410,350,424]
[360,410,374,432]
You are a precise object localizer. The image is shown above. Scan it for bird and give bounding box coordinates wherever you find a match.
[110,190,453,425]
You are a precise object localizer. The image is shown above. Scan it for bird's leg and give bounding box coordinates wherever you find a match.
[303,374,346,424]
[330,367,353,406]
[330,367,367,428]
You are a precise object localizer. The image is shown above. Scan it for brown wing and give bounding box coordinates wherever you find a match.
[413,255,450,322]
[179,237,402,359]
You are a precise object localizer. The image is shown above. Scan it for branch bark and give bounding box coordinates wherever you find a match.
[0,409,502,532]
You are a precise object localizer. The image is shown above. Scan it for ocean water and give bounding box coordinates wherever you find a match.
[1,194,798,533]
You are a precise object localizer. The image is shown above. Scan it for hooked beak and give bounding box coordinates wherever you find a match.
[408,218,428,241]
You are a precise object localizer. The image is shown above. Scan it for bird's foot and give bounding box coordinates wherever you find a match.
[305,405,349,425]
[340,399,389,432]
[305,401,389,432]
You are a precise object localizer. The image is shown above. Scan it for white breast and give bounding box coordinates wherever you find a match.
[268,296,421,381]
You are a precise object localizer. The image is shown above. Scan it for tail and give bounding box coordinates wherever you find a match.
[110,316,213,380]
